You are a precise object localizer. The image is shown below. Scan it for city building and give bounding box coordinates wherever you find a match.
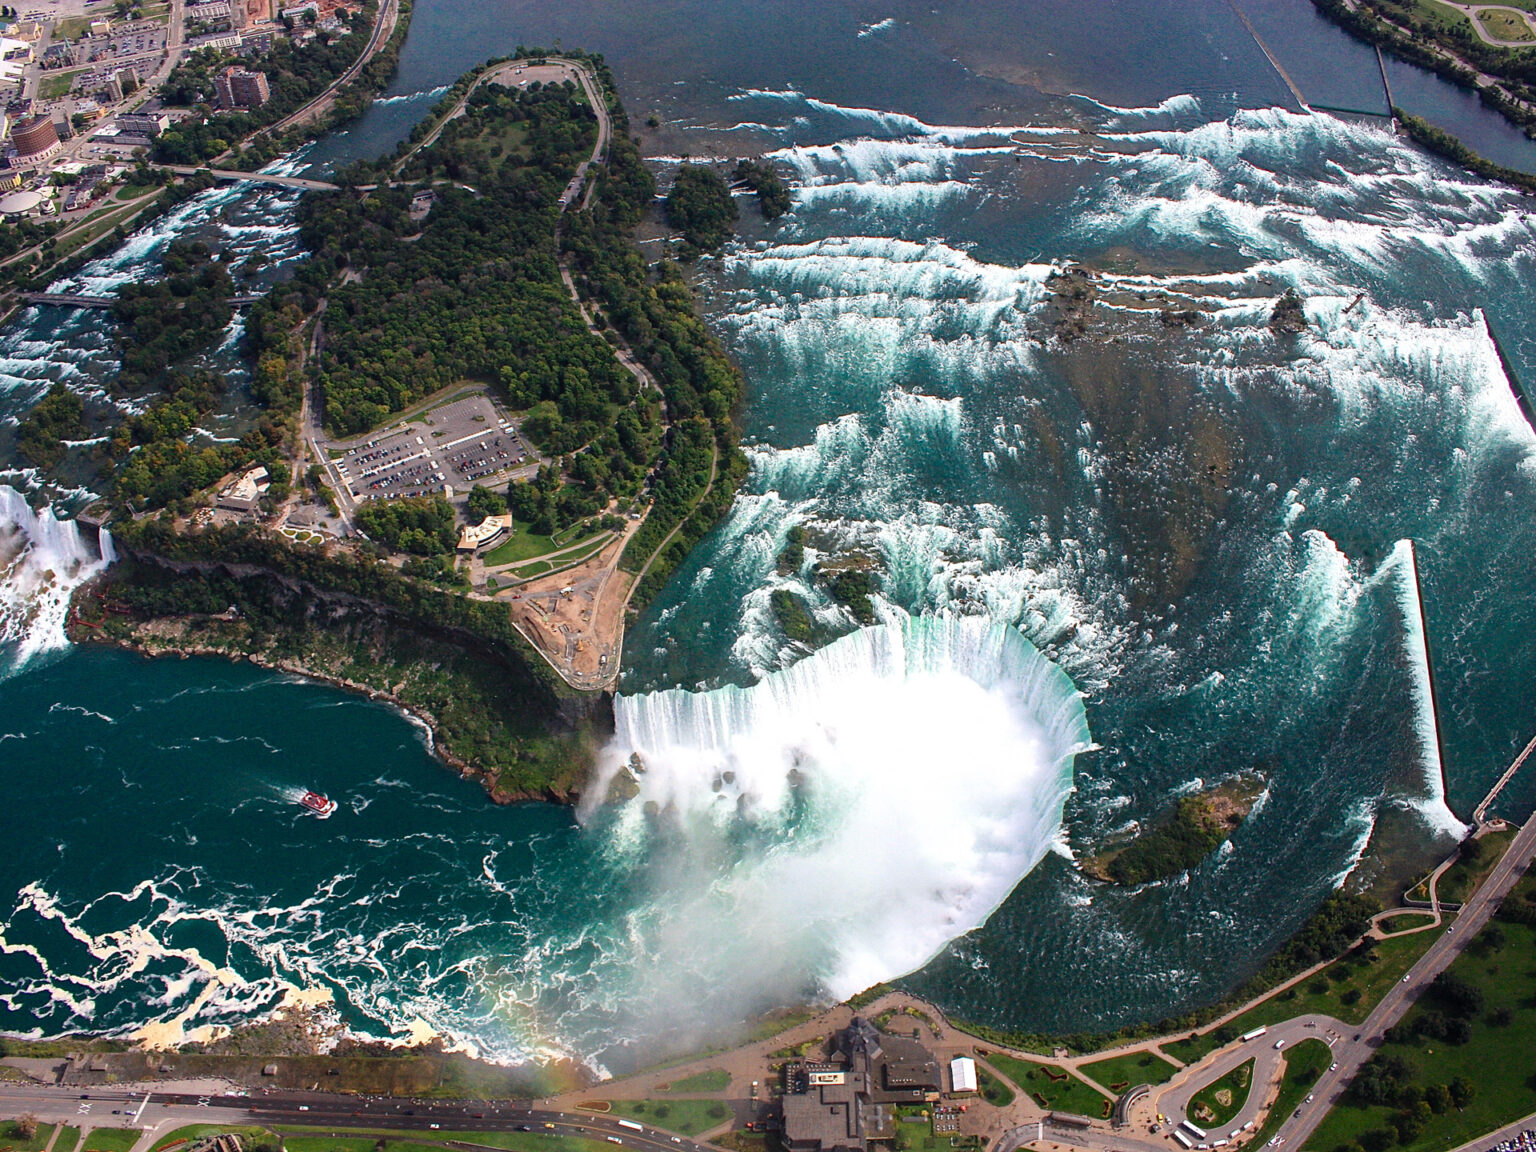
[458,513,512,552]
[115,111,169,137]
[213,64,268,109]
[0,171,21,191]
[41,42,79,68]
[88,18,112,35]
[0,36,29,82]
[949,1056,978,1095]
[0,188,45,215]
[216,466,271,512]
[781,1019,942,1152]
[11,114,60,162]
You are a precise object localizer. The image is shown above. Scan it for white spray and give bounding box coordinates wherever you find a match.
[0,485,115,676]
[586,615,1090,1007]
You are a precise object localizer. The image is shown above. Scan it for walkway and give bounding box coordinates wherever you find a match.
[154,165,341,192]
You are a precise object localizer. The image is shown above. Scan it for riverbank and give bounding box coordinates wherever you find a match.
[69,542,607,806]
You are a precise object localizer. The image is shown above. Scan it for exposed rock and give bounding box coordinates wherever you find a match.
[1268,288,1308,334]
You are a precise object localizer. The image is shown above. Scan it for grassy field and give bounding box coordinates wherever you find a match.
[277,1128,622,1152]
[660,1068,731,1093]
[1189,1059,1255,1129]
[479,519,559,567]
[54,1127,81,1152]
[39,69,83,99]
[605,1099,729,1136]
[1162,929,1439,1065]
[1412,830,1513,904]
[1080,1050,1179,1092]
[978,1065,1015,1107]
[0,1122,57,1152]
[984,1053,1112,1119]
[1477,6,1535,39]
[1303,885,1536,1152]
[1254,1040,1330,1148]
[80,1130,141,1152]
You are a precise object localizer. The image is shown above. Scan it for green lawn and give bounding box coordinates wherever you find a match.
[1303,888,1536,1152]
[39,70,82,99]
[1162,930,1440,1066]
[80,1130,140,1152]
[278,1139,381,1152]
[481,520,559,567]
[605,1099,729,1136]
[1477,6,1535,39]
[1412,830,1513,905]
[0,1122,56,1152]
[983,1053,1112,1119]
[661,1067,731,1093]
[977,1065,1015,1108]
[278,1128,619,1152]
[1188,1058,1254,1130]
[1080,1050,1179,1092]
[115,184,157,202]
[54,1127,81,1152]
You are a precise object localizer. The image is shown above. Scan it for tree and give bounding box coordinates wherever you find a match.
[14,1116,38,1140]
[1448,1076,1475,1109]
[664,164,737,253]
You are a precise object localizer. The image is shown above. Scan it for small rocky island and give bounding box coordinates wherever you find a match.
[1083,776,1266,886]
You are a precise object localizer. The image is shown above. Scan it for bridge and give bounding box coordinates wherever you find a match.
[156,164,341,192]
[24,292,266,309]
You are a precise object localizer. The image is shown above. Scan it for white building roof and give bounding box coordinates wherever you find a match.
[0,189,43,214]
[950,1055,978,1094]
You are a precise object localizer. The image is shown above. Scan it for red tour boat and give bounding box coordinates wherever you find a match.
[298,790,338,817]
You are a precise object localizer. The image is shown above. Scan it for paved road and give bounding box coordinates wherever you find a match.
[1159,1017,1348,1140]
[1277,813,1536,1149]
[1439,1,1536,47]
[0,1083,707,1152]
[260,0,400,141]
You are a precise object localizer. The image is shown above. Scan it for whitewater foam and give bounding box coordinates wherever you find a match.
[0,486,115,676]
[587,615,1089,1002]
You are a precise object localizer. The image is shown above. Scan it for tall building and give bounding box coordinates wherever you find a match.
[11,113,59,162]
[212,65,270,110]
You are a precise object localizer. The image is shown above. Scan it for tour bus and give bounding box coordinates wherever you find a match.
[606,1138,623,1146]
[1182,1122,1209,1140]
[617,1121,644,1132]
[1240,1026,1268,1042]
[1174,1132,1195,1149]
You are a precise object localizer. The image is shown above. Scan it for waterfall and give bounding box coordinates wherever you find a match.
[589,615,1091,1002]
[1386,539,1467,841]
[0,485,116,676]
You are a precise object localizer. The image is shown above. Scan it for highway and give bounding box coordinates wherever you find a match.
[1276,811,1536,1150]
[0,1083,709,1152]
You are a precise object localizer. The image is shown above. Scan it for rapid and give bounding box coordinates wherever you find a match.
[1,0,1535,1072]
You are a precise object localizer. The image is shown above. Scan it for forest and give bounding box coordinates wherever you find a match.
[664,164,738,254]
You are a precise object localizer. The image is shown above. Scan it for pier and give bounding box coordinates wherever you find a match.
[1228,0,1310,111]
[1484,317,1536,431]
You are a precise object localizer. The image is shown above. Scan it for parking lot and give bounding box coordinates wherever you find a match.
[332,392,539,503]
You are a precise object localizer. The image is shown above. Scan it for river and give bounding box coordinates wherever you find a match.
[1,0,1534,1074]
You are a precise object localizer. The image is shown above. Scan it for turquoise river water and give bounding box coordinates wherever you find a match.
[1,0,1535,1075]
